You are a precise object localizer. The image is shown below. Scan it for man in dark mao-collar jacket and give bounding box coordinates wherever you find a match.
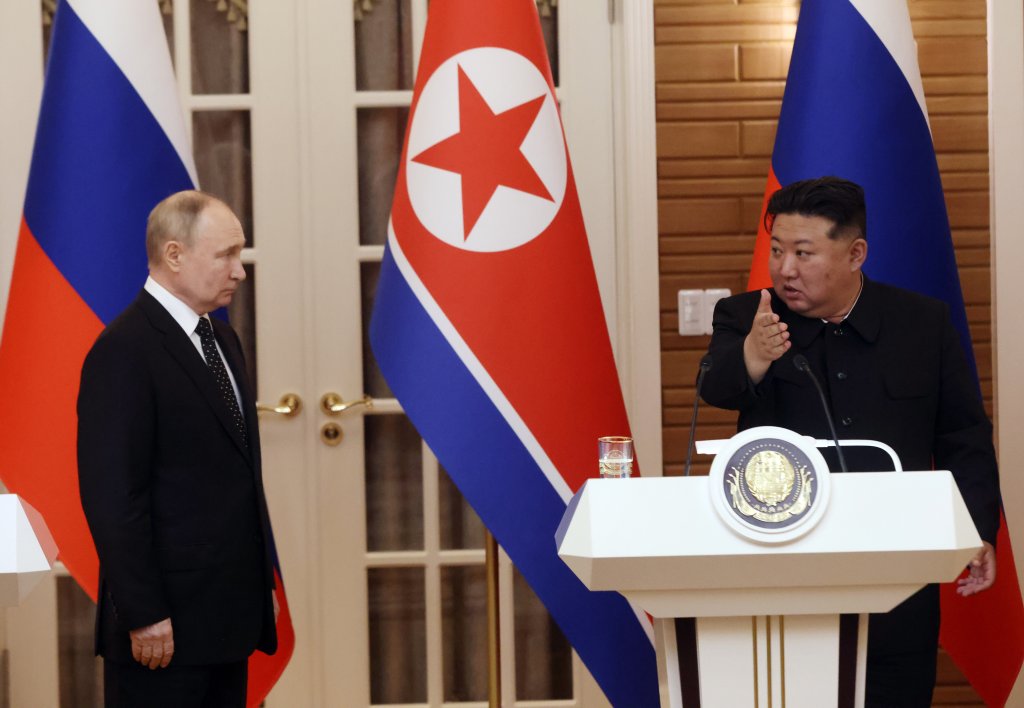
[701,177,1000,707]
[78,191,277,707]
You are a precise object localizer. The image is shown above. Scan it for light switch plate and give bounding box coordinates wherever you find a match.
[678,288,732,336]
[703,288,731,335]
[677,289,703,335]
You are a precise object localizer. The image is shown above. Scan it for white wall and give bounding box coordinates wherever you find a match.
[988,0,1024,702]
[0,2,43,335]
[0,0,43,682]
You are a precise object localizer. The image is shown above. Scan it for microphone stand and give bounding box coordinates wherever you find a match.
[793,354,848,473]
[684,355,713,477]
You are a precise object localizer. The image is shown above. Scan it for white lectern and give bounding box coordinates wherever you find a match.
[556,427,981,708]
[0,494,58,606]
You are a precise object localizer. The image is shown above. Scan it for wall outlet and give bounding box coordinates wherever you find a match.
[677,288,732,336]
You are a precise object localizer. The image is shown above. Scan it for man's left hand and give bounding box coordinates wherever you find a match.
[957,541,996,596]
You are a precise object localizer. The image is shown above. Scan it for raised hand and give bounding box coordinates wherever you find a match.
[743,289,790,384]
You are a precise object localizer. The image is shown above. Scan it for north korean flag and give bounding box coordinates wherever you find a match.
[370,0,659,704]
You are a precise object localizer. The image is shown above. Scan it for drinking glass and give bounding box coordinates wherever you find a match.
[598,436,633,478]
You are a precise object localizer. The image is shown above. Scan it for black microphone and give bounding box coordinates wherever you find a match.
[684,354,713,477]
[792,354,848,473]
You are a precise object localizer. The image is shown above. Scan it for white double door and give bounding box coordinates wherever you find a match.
[259,1,623,704]
[2,0,646,705]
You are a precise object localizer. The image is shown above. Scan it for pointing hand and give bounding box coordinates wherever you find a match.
[744,289,790,384]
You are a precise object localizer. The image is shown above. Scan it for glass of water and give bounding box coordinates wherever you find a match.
[598,436,633,478]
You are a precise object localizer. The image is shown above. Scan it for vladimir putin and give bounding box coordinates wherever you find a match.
[78,191,277,707]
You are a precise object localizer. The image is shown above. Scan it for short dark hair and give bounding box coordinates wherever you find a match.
[764,176,866,241]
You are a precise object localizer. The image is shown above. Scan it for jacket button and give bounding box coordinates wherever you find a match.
[841,416,853,426]
[834,327,844,335]
[836,372,847,380]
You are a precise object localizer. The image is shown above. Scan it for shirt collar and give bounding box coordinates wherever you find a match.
[821,272,864,324]
[840,274,881,342]
[144,276,205,337]
[775,274,881,347]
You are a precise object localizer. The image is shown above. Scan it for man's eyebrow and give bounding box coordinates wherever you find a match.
[770,236,815,246]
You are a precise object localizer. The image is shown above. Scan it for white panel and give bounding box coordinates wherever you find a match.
[6,572,58,708]
[769,616,784,707]
[677,290,703,336]
[613,0,663,479]
[0,0,42,336]
[988,0,1024,702]
[755,615,769,706]
[559,472,982,602]
[783,614,841,708]
[703,288,730,335]
[856,613,868,707]
[696,616,757,707]
[653,618,683,708]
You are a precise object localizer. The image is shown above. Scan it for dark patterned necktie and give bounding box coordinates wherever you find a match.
[195,317,248,447]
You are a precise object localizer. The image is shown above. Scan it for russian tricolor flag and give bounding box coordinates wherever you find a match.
[749,0,1024,703]
[369,0,659,704]
[0,1,292,703]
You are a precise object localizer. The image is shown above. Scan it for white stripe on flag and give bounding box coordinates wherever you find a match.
[388,222,655,649]
[66,0,198,186]
[847,0,930,127]
[387,221,573,503]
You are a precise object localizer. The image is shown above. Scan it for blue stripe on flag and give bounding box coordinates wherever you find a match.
[770,0,973,368]
[23,1,193,325]
[370,247,660,707]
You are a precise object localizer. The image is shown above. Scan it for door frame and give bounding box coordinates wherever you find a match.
[988,0,1024,702]
[611,0,662,476]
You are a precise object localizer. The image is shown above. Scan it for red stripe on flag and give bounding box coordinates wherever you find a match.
[246,568,295,707]
[0,218,105,596]
[391,0,632,494]
[940,513,1024,706]
[747,166,781,292]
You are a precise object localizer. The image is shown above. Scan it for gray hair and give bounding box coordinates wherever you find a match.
[145,190,226,266]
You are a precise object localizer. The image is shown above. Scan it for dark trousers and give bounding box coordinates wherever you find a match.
[865,585,940,708]
[103,657,248,708]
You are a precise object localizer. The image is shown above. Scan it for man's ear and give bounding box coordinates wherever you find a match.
[849,238,868,271]
[163,240,183,273]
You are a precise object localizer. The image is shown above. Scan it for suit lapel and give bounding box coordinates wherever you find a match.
[136,292,253,464]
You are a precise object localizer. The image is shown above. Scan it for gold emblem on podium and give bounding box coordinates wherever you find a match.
[725,440,816,529]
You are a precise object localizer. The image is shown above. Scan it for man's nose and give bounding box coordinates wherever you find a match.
[778,254,797,277]
[232,259,246,281]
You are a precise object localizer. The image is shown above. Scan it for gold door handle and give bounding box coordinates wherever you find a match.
[256,393,303,417]
[320,392,373,416]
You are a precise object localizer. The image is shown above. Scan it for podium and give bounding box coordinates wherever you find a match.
[0,494,58,606]
[556,428,981,707]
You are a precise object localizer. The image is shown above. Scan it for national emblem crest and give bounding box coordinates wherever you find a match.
[708,426,832,543]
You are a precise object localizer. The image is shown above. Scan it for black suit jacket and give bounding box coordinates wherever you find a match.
[702,277,1001,543]
[77,289,277,665]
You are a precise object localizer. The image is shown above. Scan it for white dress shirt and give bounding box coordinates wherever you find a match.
[144,276,244,411]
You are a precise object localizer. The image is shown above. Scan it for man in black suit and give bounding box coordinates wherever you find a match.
[701,177,1001,707]
[78,190,277,707]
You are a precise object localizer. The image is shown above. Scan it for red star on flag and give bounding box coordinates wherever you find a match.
[411,65,553,239]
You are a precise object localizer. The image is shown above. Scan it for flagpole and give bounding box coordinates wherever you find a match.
[485,529,501,707]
